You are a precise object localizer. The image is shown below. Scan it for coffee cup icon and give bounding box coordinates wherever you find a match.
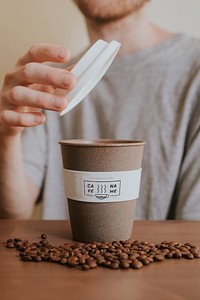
[95,194,109,200]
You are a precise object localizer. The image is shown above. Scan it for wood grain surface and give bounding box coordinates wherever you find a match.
[0,220,200,300]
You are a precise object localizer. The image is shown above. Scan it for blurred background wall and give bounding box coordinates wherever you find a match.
[0,0,200,86]
[0,0,199,218]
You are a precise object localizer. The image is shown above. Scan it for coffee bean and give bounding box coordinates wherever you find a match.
[96,257,106,265]
[78,257,86,265]
[141,258,151,265]
[110,262,120,269]
[137,254,147,261]
[7,239,14,244]
[51,255,61,262]
[81,264,90,271]
[14,238,22,243]
[120,260,130,269]
[131,260,143,269]
[173,251,182,259]
[118,253,129,260]
[115,249,123,255]
[189,248,200,258]
[22,256,32,262]
[33,242,40,247]
[88,261,97,269]
[19,251,27,257]
[39,239,49,246]
[41,234,47,239]
[102,261,112,267]
[67,257,78,267]
[154,255,165,262]
[6,242,15,248]
[33,255,42,262]
[5,235,200,271]
[100,244,109,249]
[166,251,175,259]
[24,246,32,253]
[60,257,68,264]
[62,252,69,258]
[185,253,194,259]
[29,252,37,258]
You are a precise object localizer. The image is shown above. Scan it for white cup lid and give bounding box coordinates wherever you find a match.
[60,39,121,116]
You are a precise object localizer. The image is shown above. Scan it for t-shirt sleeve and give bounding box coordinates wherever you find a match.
[175,86,200,219]
[21,124,47,189]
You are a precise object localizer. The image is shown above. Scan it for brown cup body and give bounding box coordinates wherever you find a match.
[59,139,144,242]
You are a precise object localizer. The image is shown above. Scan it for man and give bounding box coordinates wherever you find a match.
[0,0,199,219]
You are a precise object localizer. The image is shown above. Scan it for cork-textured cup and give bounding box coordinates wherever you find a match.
[59,139,145,242]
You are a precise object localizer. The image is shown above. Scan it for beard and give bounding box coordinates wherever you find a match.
[73,0,148,23]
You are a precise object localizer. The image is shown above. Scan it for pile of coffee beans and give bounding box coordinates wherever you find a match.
[5,234,200,271]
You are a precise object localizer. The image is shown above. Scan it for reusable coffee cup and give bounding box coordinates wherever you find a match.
[59,139,145,242]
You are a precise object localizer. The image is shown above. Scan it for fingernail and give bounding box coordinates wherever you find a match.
[53,98,65,108]
[62,74,72,86]
[33,115,43,124]
[58,48,69,59]
[62,74,71,85]
[62,74,76,88]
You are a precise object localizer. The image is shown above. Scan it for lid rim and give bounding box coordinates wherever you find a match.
[59,139,145,147]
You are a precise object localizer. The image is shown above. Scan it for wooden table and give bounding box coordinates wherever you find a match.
[0,220,200,300]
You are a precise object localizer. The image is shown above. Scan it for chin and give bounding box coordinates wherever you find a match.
[73,0,146,22]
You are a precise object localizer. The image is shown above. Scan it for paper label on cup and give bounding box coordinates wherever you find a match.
[63,169,142,203]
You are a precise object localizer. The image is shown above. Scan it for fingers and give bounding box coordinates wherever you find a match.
[4,63,76,90]
[16,43,71,66]
[4,86,68,112]
[1,110,46,127]
[30,83,55,94]
[0,43,74,132]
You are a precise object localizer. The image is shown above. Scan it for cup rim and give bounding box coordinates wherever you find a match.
[59,139,145,147]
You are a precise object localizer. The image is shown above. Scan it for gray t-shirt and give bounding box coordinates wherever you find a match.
[22,33,200,220]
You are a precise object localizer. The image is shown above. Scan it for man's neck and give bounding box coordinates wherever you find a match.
[85,8,173,56]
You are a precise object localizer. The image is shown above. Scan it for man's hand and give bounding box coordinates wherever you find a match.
[0,43,76,136]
